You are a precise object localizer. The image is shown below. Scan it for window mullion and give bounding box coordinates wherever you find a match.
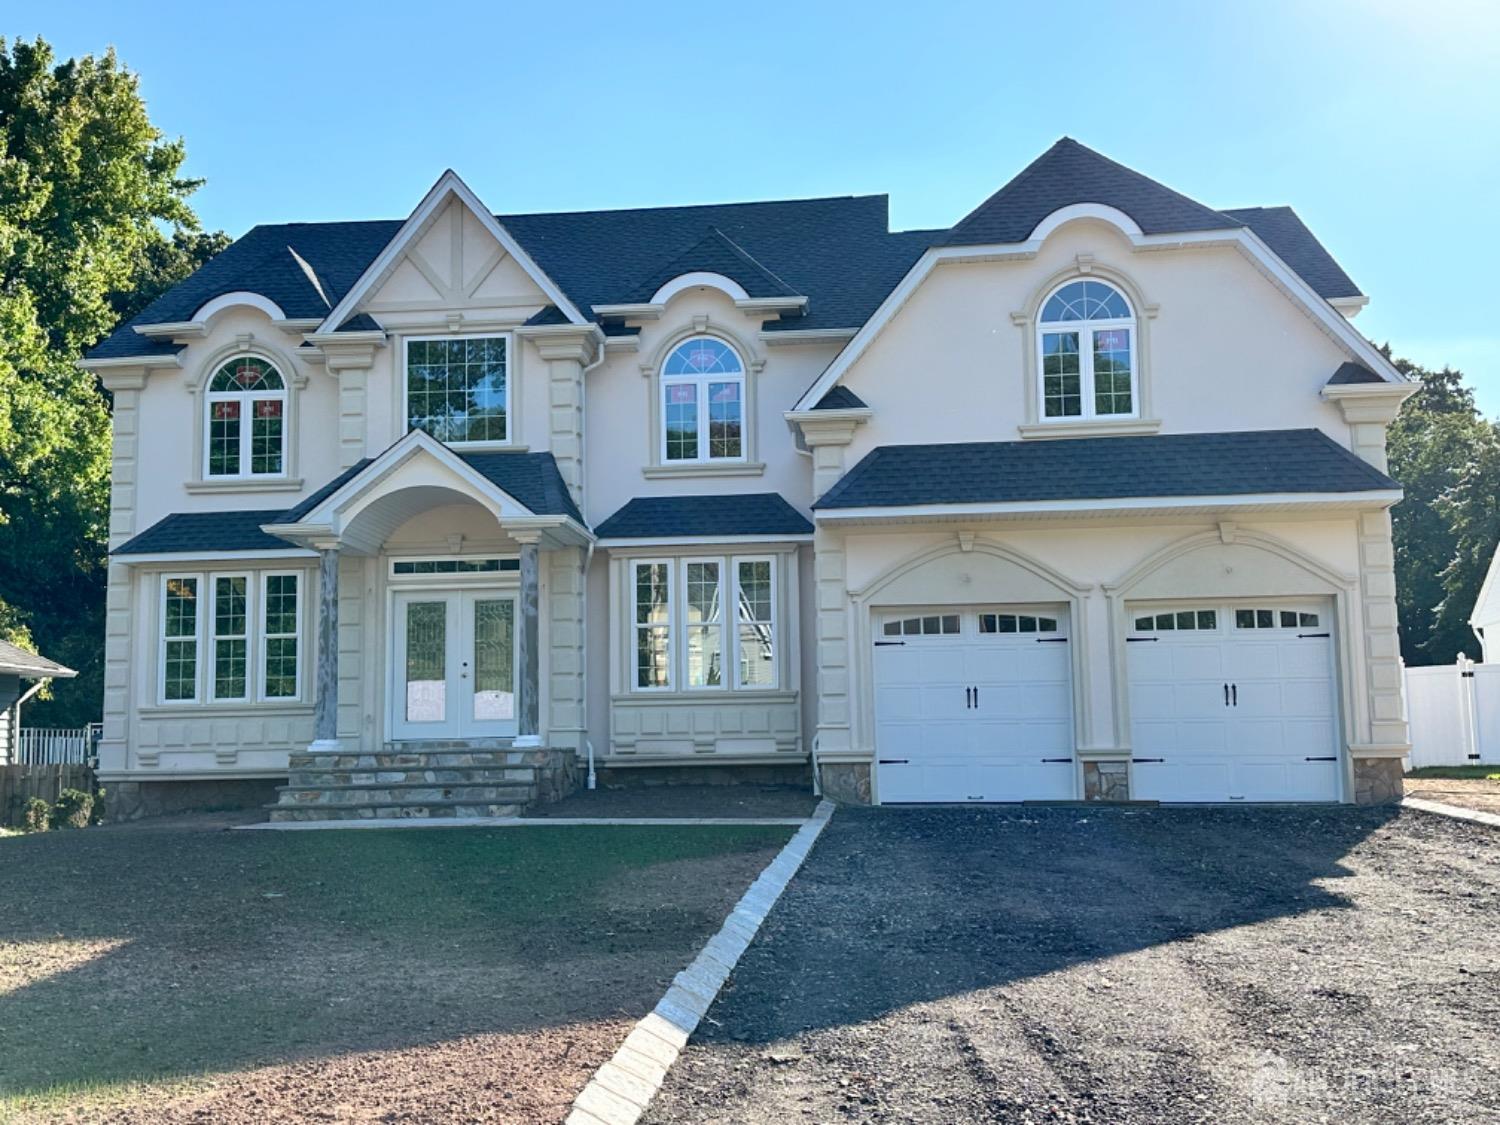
[1080,332,1095,420]
[697,377,710,462]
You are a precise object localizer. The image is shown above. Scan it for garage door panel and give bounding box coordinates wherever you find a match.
[1128,602,1338,803]
[875,606,1075,803]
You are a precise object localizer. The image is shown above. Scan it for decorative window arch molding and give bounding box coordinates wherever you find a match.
[847,536,1096,777]
[1012,259,1161,436]
[193,291,289,323]
[183,335,308,492]
[651,272,752,305]
[639,317,767,477]
[1102,526,1362,756]
[1027,203,1144,243]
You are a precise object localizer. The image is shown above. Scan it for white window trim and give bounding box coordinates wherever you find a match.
[158,574,205,706]
[629,555,779,694]
[1035,281,1140,423]
[632,560,674,692]
[157,569,305,705]
[260,571,303,703]
[659,337,748,465]
[731,555,778,691]
[403,332,515,449]
[203,360,290,480]
[208,574,252,703]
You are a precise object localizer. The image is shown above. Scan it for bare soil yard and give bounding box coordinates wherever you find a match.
[0,818,791,1123]
[648,806,1499,1124]
[1405,767,1500,815]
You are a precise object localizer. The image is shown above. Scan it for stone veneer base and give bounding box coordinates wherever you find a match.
[107,778,281,822]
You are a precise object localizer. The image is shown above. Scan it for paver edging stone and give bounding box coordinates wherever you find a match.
[566,799,835,1125]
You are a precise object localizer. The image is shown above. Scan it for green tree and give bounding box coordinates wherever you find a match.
[1386,354,1500,665]
[0,37,221,724]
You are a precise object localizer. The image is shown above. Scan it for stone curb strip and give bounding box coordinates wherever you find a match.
[1401,796,1500,830]
[566,799,836,1125]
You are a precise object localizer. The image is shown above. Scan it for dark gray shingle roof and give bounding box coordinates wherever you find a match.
[943,138,1243,247]
[813,386,868,410]
[1221,206,1362,300]
[620,227,800,303]
[596,493,813,540]
[113,509,294,555]
[115,452,582,555]
[1328,361,1384,385]
[815,430,1398,510]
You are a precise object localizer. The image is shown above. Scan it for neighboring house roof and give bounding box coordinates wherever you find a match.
[595,493,813,540]
[1469,544,1500,632]
[943,137,1243,246]
[1221,207,1363,300]
[814,429,1399,509]
[619,227,801,302]
[85,138,1366,361]
[0,639,76,679]
[1327,361,1385,385]
[115,452,583,554]
[812,386,868,410]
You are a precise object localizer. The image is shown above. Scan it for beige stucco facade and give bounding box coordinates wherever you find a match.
[86,169,1413,806]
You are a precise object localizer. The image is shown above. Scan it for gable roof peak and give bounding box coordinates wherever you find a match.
[943,137,1242,247]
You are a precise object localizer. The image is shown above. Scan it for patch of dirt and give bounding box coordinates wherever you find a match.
[646,806,1500,1124]
[56,1020,635,1124]
[1405,774,1500,815]
[525,784,817,820]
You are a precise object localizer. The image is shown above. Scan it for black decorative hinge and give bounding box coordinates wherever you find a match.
[1040,757,1073,763]
[1298,633,1331,639]
[877,758,909,765]
[1036,637,1069,643]
[1304,756,1338,762]
[1126,637,1158,643]
[1132,757,1165,763]
[874,641,905,647]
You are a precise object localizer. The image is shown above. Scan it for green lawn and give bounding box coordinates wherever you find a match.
[0,820,791,1122]
[1406,765,1500,780]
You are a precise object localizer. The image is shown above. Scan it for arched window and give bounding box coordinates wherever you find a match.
[661,336,745,462]
[1037,279,1137,420]
[205,356,287,477]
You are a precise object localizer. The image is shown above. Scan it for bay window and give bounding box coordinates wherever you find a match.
[157,571,302,704]
[630,556,777,692]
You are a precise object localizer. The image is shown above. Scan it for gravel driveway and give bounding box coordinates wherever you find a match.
[646,806,1499,1124]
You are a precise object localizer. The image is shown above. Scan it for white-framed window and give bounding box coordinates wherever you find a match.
[261,573,301,700]
[157,571,303,704]
[633,562,672,690]
[211,575,250,701]
[661,337,745,463]
[1037,279,1137,420]
[205,356,288,478]
[630,555,777,692]
[160,576,201,702]
[405,335,510,445]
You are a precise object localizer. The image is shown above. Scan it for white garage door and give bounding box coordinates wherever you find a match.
[1127,603,1340,803]
[874,607,1075,803]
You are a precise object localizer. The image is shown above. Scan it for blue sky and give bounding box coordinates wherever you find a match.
[11,0,1499,411]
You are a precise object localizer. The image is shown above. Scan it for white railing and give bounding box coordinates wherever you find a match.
[1405,656,1500,769]
[16,726,96,766]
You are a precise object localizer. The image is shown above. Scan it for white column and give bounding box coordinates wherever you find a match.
[310,545,341,750]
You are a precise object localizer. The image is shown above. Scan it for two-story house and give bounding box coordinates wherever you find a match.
[82,138,1414,820]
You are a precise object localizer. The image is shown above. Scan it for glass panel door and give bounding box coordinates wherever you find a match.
[469,596,516,730]
[392,594,460,739]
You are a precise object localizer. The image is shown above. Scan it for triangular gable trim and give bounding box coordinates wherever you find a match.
[281,430,540,530]
[791,222,1405,413]
[317,171,587,334]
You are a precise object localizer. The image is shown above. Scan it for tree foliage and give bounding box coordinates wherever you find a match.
[0,37,222,724]
[1386,354,1500,665]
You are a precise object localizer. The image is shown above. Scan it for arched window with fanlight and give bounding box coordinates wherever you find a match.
[1037,279,1137,420]
[660,336,745,463]
[204,356,288,477]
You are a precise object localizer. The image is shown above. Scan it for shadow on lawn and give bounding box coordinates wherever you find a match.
[691,804,1404,1045]
[0,823,788,1098]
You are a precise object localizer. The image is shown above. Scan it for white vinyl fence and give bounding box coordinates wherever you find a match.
[16,726,96,766]
[1405,656,1500,769]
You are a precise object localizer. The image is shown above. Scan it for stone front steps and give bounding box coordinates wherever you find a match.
[268,740,579,823]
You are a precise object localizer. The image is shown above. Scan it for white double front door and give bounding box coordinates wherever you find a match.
[392,590,518,740]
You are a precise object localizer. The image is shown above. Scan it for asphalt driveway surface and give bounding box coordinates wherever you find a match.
[646,806,1500,1124]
